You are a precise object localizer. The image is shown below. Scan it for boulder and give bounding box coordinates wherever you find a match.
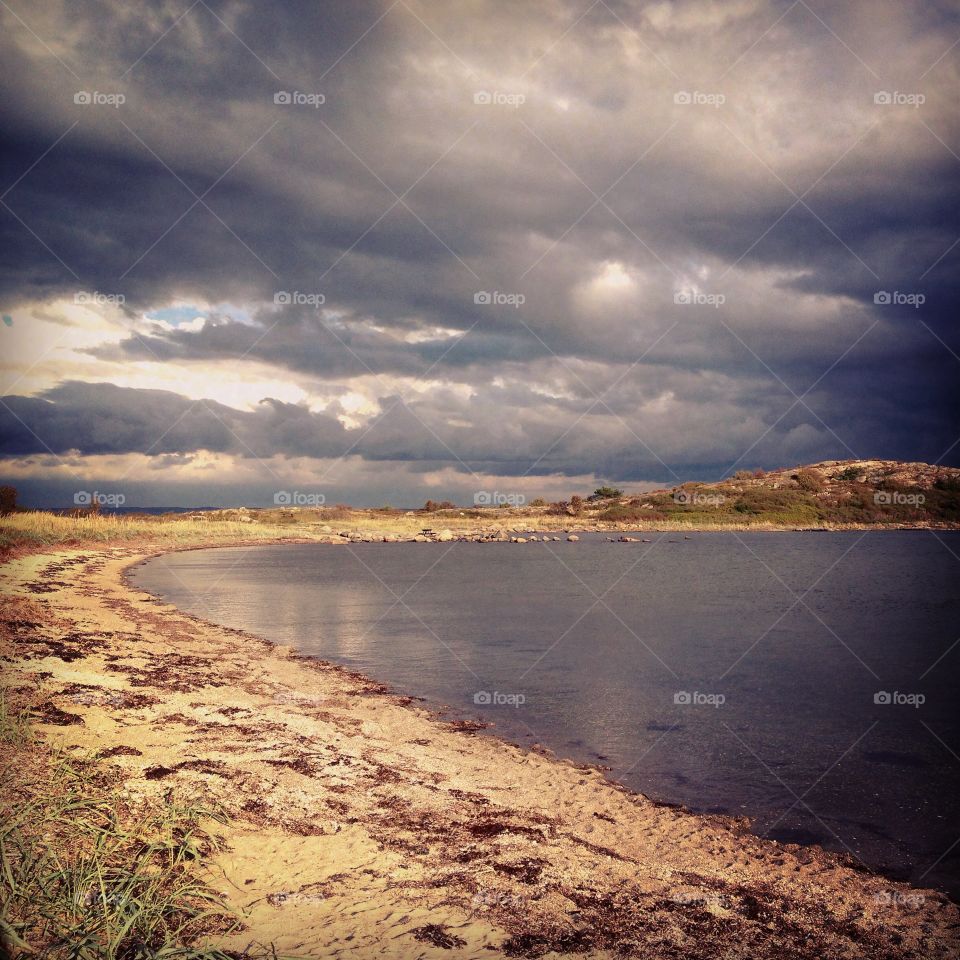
[566,534,579,542]
[437,528,454,542]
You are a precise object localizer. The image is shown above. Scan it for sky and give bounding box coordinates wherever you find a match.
[1,0,958,507]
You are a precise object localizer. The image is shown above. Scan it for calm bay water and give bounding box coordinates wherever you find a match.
[131,531,960,894]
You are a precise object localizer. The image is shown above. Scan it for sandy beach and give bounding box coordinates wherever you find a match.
[2,543,958,959]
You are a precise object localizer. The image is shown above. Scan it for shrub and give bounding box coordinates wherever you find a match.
[0,485,16,516]
[547,500,569,515]
[733,470,753,480]
[934,474,960,492]
[569,495,584,515]
[793,468,824,492]
[422,500,456,512]
[530,497,546,507]
[591,486,624,500]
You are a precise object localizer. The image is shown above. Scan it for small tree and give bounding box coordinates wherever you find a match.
[0,485,16,516]
[591,486,624,499]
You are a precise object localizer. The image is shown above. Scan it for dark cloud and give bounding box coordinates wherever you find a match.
[1,0,958,502]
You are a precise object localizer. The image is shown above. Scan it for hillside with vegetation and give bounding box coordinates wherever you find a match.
[2,460,959,553]
[587,459,960,529]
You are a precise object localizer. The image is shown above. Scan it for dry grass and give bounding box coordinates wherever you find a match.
[0,512,324,553]
[0,692,294,959]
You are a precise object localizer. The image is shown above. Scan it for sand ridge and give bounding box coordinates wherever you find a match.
[1,545,958,959]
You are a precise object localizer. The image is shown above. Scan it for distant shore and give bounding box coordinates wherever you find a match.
[2,505,958,560]
[2,539,959,958]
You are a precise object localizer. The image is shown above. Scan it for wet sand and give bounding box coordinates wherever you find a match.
[2,545,958,959]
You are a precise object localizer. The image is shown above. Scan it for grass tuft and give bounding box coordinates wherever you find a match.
[0,693,287,959]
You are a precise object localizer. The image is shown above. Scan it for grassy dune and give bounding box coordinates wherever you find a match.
[0,694,269,959]
[0,511,325,553]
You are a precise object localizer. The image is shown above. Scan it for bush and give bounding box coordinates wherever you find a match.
[569,495,584,515]
[793,468,824,492]
[598,504,669,523]
[422,500,456,512]
[733,470,753,480]
[530,497,546,507]
[547,500,569,516]
[591,486,624,500]
[0,485,16,516]
[934,474,960,492]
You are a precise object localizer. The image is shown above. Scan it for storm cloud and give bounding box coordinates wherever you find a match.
[1,0,957,504]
